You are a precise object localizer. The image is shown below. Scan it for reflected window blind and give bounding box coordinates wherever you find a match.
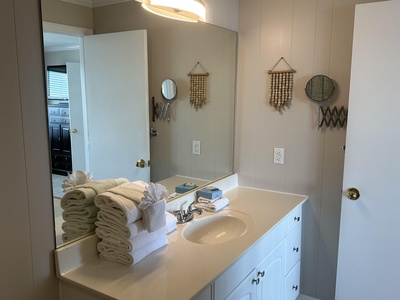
[47,65,69,100]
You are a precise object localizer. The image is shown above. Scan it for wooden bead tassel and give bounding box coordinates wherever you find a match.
[267,57,296,111]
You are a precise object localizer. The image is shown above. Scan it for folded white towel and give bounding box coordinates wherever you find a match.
[198,196,220,203]
[61,221,96,234]
[62,232,89,243]
[98,235,168,265]
[195,197,230,212]
[61,178,128,209]
[98,224,167,252]
[62,215,98,224]
[62,204,99,220]
[95,212,177,239]
[95,193,142,225]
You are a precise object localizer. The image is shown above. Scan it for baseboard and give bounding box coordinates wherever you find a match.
[296,294,321,300]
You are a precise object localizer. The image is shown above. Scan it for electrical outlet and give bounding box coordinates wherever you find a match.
[274,147,284,164]
[193,140,201,155]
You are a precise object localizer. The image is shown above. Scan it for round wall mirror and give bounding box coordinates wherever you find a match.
[305,75,335,102]
[161,79,177,101]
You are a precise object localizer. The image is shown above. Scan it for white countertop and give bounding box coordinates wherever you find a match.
[55,182,307,299]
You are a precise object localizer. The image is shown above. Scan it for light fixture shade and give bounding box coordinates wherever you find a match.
[139,0,206,23]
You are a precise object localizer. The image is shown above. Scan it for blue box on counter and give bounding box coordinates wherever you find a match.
[175,183,198,194]
[197,187,222,200]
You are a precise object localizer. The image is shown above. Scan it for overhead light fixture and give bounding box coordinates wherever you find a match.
[138,0,206,23]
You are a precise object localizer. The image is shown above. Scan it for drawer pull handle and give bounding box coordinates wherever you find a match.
[258,271,265,277]
[293,247,299,252]
[292,285,299,291]
[294,216,300,222]
[252,278,260,285]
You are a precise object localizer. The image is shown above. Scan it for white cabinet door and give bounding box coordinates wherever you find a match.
[226,269,257,300]
[257,241,284,300]
[284,262,300,300]
[336,1,400,299]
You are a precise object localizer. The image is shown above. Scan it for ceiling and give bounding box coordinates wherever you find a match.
[62,0,130,8]
[43,32,80,52]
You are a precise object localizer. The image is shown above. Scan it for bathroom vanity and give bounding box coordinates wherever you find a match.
[55,175,307,299]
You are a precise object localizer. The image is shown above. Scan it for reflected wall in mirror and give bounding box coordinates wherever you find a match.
[41,0,237,247]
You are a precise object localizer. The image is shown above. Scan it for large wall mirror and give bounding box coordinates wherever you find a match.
[41,0,237,247]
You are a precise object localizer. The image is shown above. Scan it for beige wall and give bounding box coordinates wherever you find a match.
[1,0,58,299]
[41,0,93,30]
[236,0,385,299]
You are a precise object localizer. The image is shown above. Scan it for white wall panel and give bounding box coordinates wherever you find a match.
[237,0,386,299]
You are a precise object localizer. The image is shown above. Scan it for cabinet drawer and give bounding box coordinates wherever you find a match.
[285,225,301,275]
[52,155,72,163]
[48,107,60,115]
[284,261,300,300]
[60,108,70,116]
[286,205,302,234]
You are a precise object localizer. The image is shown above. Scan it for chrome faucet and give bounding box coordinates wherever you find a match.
[173,201,203,224]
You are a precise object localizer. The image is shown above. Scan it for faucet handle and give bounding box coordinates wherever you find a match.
[172,210,184,222]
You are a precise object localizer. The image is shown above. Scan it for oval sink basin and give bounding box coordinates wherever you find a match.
[182,210,254,245]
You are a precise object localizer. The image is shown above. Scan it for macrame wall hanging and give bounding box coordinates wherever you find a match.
[188,62,209,109]
[268,57,296,111]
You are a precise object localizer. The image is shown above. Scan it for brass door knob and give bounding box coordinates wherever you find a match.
[135,159,146,168]
[346,188,360,200]
[72,128,78,134]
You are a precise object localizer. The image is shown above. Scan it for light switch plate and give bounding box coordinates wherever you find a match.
[193,140,201,155]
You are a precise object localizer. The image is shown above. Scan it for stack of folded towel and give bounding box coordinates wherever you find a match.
[195,196,230,212]
[60,177,128,242]
[94,181,174,265]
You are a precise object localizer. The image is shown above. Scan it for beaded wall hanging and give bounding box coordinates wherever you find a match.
[188,62,209,109]
[268,57,296,111]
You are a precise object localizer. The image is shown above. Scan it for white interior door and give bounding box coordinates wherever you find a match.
[336,2,400,299]
[82,30,150,182]
[67,62,86,171]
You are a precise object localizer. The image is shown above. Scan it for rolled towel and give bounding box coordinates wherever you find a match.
[62,204,99,220]
[139,183,168,232]
[98,235,168,265]
[195,197,230,212]
[96,212,177,239]
[141,199,166,232]
[61,221,96,235]
[61,178,128,209]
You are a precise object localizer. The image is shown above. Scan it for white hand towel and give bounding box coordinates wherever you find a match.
[61,178,128,209]
[95,212,177,239]
[98,235,168,265]
[195,197,230,212]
